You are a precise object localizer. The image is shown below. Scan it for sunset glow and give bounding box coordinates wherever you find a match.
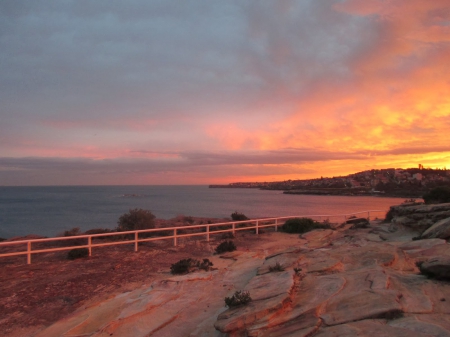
[0,0,449,185]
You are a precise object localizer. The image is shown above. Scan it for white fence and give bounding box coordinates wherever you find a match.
[0,210,385,264]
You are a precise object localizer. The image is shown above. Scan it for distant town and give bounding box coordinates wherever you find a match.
[210,166,450,198]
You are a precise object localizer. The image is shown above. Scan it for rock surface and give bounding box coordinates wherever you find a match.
[421,217,450,239]
[10,210,450,337]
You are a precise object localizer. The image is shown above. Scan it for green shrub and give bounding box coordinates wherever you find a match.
[281,218,324,234]
[170,258,213,274]
[215,240,236,254]
[67,248,89,260]
[199,258,213,271]
[269,262,284,272]
[84,228,112,235]
[59,227,85,246]
[183,216,195,224]
[117,208,156,232]
[423,187,450,204]
[231,211,249,221]
[62,227,82,236]
[225,290,252,307]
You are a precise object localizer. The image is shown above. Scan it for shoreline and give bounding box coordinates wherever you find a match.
[209,186,422,199]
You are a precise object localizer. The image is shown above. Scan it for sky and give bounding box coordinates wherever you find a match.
[1,0,450,186]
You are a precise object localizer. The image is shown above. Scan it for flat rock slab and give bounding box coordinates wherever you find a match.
[258,252,302,275]
[398,239,446,252]
[388,315,450,337]
[244,270,294,301]
[214,293,291,333]
[321,289,402,325]
[250,274,345,332]
[387,273,433,313]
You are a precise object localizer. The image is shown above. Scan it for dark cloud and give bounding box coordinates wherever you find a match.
[1,1,449,184]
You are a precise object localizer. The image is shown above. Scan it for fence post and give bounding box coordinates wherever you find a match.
[256,221,259,235]
[275,219,278,232]
[174,228,177,246]
[232,223,235,236]
[134,232,138,252]
[88,236,92,256]
[27,241,31,265]
[206,225,210,242]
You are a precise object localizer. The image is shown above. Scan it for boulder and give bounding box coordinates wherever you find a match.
[419,257,450,280]
[421,217,450,239]
[349,219,370,229]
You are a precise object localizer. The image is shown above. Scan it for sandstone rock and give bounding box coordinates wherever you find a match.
[421,217,450,239]
[398,239,446,251]
[346,217,370,229]
[244,270,294,301]
[388,315,450,337]
[214,293,290,333]
[248,274,345,333]
[388,273,433,313]
[321,289,402,325]
[419,257,450,280]
[257,251,302,275]
[300,229,334,241]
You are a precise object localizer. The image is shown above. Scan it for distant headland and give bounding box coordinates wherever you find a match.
[210,167,450,198]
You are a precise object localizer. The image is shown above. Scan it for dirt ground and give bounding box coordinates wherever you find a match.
[0,224,273,337]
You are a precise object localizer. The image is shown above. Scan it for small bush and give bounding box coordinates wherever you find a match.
[183,216,195,224]
[0,237,6,242]
[117,208,156,232]
[199,258,213,271]
[281,218,325,234]
[215,240,236,254]
[67,248,89,260]
[269,262,285,272]
[62,227,82,237]
[423,187,450,204]
[225,290,252,307]
[84,228,112,235]
[231,211,249,221]
[59,227,85,246]
[170,258,213,274]
[170,258,198,274]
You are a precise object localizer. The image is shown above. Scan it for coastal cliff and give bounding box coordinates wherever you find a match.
[18,203,450,337]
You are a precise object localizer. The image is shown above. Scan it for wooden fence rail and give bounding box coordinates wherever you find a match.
[0,210,385,264]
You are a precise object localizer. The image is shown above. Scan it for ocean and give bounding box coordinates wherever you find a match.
[0,185,404,239]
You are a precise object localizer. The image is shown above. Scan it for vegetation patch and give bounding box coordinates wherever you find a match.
[67,248,89,260]
[215,240,237,254]
[170,258,213,274]
[116,208,156,232]
[269,262,285,272]
[281,217,328,234]
[231,211,249,221]
[423,187,450,204]
[225,290,252,307]
[84,228,112,235]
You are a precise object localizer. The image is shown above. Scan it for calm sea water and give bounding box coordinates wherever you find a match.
[0,186,403,239]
